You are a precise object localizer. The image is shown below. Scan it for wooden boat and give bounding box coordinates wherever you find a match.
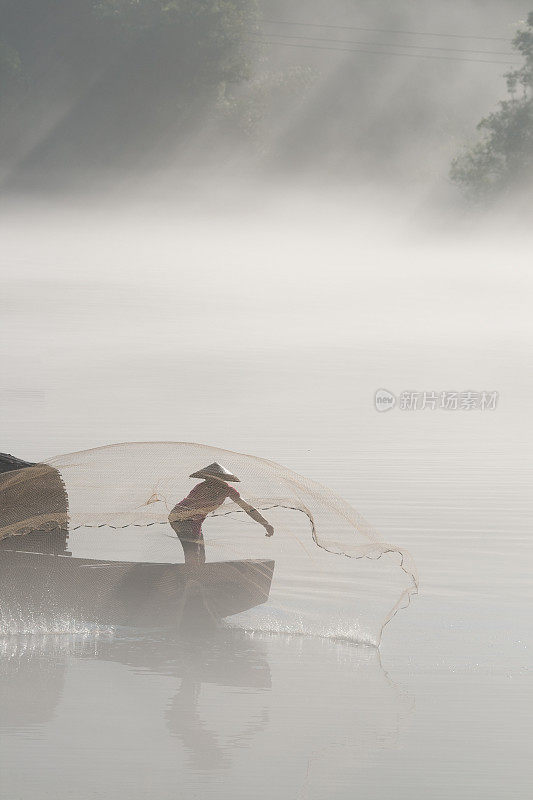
[0,550,275,629]
[0,453,274,628]
[0,453,275,629]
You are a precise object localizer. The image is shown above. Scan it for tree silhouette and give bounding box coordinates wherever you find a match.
[451,12,533,203]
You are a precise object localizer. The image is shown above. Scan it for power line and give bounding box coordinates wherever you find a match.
[252,39,517,66]
[254,31,514,57]
[261,18,513,43]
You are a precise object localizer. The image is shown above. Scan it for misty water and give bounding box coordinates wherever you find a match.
[3,0,533,794]
[1,196,532,799]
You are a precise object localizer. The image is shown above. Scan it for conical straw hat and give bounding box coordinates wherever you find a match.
[189,462,240,482]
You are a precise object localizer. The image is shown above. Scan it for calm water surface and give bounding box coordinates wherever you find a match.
[1,207,532,798]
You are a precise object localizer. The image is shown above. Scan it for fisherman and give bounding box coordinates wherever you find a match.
[168,463,274,565]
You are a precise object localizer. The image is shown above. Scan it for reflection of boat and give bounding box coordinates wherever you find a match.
[0,627,272,779]
[0,551,275,628]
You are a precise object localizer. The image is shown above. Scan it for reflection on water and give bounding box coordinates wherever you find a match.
[0,626,411,799]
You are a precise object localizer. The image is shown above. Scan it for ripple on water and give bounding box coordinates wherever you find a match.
[226,610,378,647]
[0,609,115,639]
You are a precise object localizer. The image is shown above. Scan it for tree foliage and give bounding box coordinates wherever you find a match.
[451,12,533,202]
[94,0,257,85]
[0,0,259,176]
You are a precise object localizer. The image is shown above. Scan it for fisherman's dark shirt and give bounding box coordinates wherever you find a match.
[169,481,240,525]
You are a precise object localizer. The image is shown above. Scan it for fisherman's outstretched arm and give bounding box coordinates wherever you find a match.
[234,497,274,536]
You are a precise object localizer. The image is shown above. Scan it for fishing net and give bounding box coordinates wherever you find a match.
[0,442,417,642]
